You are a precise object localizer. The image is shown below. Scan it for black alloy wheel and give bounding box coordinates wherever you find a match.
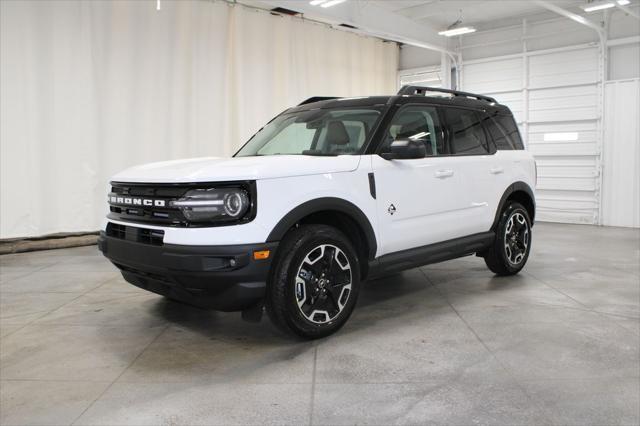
[295,244,353,324]
[266,224,360,339]
[483,201,532,276]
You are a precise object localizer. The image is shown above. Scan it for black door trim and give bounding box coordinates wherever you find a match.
[368,172,376,199]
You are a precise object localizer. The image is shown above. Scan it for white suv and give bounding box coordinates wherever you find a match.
[99,86,536,339]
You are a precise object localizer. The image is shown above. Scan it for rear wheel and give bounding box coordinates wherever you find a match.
[483,201,532,276]
[266,224,360,339]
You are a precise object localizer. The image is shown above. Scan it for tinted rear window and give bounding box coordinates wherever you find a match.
[488,114,524,150]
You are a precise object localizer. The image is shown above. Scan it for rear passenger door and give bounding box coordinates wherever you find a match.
[442,107,498,232]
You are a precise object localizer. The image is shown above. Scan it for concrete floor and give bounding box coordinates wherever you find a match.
[0,223,638,426]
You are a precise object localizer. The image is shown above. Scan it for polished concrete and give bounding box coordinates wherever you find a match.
[1,223,638,426]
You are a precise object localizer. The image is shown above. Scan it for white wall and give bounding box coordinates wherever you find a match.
[0,0,399,239]
[602,79,640,228]
[399,45,441,70]
[609,42,640,80]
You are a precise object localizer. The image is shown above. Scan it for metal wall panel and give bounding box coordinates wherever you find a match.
[463,58,523,93]
[528,85,598,122]
[602,79,640,227]
[528,48,599,88]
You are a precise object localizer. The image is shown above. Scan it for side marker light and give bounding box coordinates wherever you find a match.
[253,250,270,260]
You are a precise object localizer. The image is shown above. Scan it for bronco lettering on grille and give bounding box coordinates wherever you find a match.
[109,196,166,207]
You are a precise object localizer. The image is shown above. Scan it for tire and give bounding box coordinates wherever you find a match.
[266,224,361,339]
[483,201,532,276]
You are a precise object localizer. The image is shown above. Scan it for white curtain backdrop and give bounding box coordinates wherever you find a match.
[0,0,399,239]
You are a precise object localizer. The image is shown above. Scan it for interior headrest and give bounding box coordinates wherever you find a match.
[326,121,350,145]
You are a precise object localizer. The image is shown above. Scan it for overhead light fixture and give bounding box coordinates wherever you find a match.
[617,0,630,5]
[310,0,347,7]
[321,0,347,7]
[439,10,476,37]
[438,27,477,37]
[580,1,616,12]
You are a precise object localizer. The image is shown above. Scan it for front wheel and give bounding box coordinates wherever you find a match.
[483,201,532,276]
[266,224,360,339]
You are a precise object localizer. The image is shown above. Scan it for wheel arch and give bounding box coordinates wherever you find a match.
[266,198,378,277]
[492,182,536,230]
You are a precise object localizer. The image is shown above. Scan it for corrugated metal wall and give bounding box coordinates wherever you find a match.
[602,79,640,228]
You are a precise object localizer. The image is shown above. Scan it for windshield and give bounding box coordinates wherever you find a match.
[235,108,383,157]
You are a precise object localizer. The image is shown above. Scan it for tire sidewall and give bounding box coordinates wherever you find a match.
[496,202,532,274]
[271,226,361,338]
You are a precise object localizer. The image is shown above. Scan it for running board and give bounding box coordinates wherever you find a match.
[367,232,495,278]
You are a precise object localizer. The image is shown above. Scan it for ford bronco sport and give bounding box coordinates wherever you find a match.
[99,85,536,339]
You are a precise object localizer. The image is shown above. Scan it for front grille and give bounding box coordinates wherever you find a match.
[108,183,190,226]
[106,223,164,246]
[107,181,256,227]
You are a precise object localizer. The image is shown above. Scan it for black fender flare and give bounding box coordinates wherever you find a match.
[491,181,536,230]
[266,197,378,260]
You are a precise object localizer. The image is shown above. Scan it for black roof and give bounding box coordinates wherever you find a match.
[292,86,511,115]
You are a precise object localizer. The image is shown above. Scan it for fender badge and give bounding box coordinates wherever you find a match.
[388,204,396,215]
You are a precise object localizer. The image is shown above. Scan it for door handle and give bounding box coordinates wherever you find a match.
[434,169,454,178]
[489,167,504,175]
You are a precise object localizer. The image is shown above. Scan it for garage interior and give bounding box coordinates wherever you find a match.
[1,0,639,425]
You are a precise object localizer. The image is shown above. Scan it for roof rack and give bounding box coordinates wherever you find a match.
[298,96,340,106]
[397,85,497,104]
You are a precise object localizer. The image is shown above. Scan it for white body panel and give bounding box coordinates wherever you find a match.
[372,154,478,254]
[371,150,535,255]
[111,155,361,183]
[103,151,535,258]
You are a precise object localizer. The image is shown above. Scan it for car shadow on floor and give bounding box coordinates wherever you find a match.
[117,267,547,381]
[143,264,530,344]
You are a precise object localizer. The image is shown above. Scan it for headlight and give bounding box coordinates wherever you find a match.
[170,187,250,222]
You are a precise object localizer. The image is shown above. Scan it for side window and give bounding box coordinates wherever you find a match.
[257,123,315,155]
[384,106,444,156]
[484,115,514,150]
[494,115,524,150]
[445,108,490,155]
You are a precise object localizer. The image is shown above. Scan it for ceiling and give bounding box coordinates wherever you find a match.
[374,0,589,31]
[241,0,639,53]
[247,0,639,32]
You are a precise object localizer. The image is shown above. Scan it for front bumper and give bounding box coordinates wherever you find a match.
[98,232,278,311]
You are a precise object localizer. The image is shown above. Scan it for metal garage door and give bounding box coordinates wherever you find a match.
[399,65,443,88]
[461,45,602,224]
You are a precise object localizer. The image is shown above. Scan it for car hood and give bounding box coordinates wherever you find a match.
[110,155,362,183]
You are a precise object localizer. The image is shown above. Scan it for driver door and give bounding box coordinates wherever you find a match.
[371,105,473,256]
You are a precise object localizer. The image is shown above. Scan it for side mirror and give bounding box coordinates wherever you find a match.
[380,139,426,160]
